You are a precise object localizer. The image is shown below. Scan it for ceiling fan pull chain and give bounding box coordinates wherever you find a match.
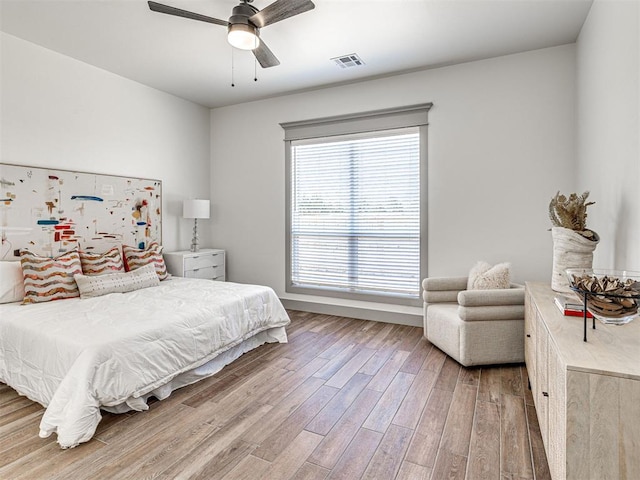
[231,48,235,87]
[254,58,258,82]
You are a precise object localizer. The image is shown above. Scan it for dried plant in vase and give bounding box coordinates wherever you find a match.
[548,191,600,293]
[548,191,596,239]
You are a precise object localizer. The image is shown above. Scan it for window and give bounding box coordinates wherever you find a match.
[283,104,431,306]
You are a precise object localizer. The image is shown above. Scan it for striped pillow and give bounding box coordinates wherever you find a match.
[80,247,125,276]
[20,250,82,304]
[122,242,169,280]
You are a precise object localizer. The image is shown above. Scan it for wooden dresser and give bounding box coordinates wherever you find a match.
[525,283,640,480]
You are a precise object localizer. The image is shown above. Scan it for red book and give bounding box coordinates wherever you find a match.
[560,308,594,318]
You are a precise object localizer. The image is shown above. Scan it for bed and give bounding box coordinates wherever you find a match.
[0,274,290,449]
[0,165,290,448]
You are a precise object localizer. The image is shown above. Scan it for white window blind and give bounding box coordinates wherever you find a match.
[290,127,421,299]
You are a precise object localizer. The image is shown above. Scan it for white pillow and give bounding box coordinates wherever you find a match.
[467,261,511,290]
[0,261,25,304]
[74,263,160,299]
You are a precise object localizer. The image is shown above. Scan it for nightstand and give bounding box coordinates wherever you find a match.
[164,249,226,281]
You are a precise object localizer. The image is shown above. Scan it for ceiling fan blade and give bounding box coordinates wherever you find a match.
[148,1,228,27]
[249,0,315,28]
[253,40,280,68]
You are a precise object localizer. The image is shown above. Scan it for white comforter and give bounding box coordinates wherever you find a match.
[0,278,290,448]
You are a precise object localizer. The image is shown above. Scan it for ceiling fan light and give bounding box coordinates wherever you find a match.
[228,24,259,50]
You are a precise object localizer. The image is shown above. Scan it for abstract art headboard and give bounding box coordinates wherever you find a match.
[0,163,162,260]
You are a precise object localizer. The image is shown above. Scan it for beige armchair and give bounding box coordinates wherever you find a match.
[422,276,525,367]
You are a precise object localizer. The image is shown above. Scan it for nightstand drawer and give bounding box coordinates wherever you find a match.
[185,265,224,280]
[184,252,222,271]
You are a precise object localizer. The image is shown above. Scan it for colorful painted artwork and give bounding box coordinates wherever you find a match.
[0,163,162,259]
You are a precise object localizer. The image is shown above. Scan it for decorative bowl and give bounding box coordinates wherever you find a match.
[565,268,640,325]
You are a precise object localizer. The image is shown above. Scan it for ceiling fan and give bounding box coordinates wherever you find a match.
[148,0,315,68]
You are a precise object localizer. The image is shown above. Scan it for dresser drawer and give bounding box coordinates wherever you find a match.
[184,252,223,271]
[184,265,224,280]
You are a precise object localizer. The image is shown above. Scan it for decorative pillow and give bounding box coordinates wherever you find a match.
[467,261,511,290]
[80,246,125,276]
[0,261,25,304]
[122,241,169,280]
[74,263,160,298]
[20,250,82,304]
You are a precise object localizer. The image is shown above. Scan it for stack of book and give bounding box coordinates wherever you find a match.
[554,295,593,318]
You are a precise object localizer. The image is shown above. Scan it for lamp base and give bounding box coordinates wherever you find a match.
[190,218,200,253]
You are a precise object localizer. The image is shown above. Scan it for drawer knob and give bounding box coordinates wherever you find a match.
[542,391,549,397]
[526,334,531,338]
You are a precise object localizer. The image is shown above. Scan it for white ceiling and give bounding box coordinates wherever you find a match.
[0,0,593,108]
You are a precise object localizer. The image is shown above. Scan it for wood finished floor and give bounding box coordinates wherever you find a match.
[0,311,551,480]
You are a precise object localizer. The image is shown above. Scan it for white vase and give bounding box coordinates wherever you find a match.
[551,227,600,293]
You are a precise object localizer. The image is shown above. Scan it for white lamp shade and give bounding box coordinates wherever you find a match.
[183,199,210,219]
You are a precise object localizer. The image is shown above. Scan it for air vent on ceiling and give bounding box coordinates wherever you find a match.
[331,53,365,69]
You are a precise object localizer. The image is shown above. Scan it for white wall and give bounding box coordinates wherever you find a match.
[576,0,640,271]
[0,33,211,252]
[210,45,576,316]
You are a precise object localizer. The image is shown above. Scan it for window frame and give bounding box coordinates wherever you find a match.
[282,103,432,307]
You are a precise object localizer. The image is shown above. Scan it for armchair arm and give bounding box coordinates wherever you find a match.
[423,277,468,291]
[457,284,524,307]
[422,276,468,304]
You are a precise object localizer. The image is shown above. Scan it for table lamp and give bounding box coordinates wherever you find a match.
[182,199,210,252]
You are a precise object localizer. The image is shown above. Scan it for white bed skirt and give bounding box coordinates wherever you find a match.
[103,325,287,414]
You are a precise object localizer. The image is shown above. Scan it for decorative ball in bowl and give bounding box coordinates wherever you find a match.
[565,269,640,325]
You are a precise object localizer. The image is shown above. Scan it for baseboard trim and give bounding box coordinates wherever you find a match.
[280,299,422,327]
